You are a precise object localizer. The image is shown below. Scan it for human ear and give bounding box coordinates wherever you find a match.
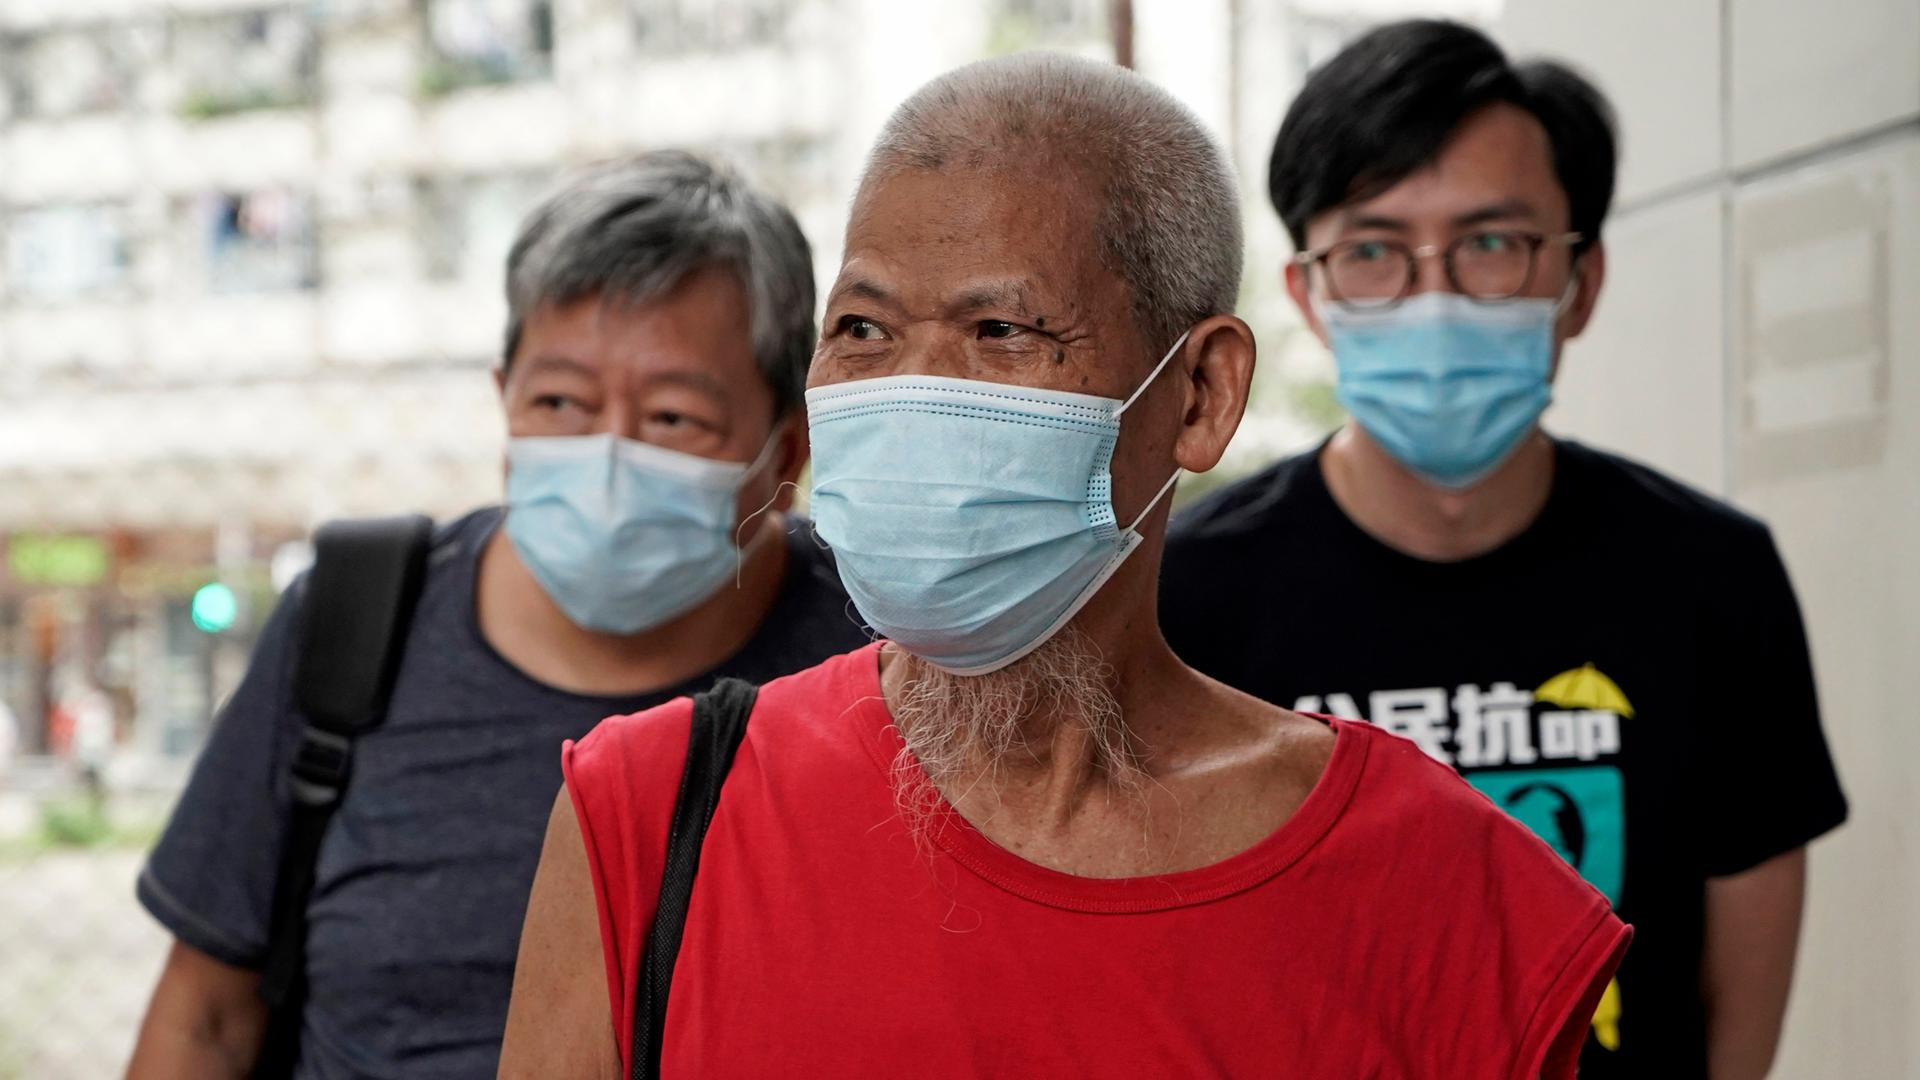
[1561,241,1607,341]
[1171,315,1257,475]
[1285,260,1330,349]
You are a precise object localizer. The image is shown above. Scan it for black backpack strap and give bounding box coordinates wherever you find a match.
[253,514,433,1080]
[632,677,759,1080]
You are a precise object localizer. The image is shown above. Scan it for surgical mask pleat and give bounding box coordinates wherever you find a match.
[803,331,1187,676]
[1324,291,1555,489]
[504,432,766,634]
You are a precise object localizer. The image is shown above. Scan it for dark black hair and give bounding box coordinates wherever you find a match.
[1268,19,1618,255]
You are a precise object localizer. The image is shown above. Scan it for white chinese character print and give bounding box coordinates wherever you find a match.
[1369,688,1452,763]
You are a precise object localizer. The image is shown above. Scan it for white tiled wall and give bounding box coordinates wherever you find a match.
[1503,0,1724,203]
[1732,136,1920,1079]
[1546,189,1726,494]
[1728,0,1920,170]
[1501,1,1919,1075]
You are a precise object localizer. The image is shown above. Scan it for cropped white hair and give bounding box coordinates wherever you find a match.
[860,52,1243,352]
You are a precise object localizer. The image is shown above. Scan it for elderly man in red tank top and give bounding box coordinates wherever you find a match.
[500,54,1627,1080]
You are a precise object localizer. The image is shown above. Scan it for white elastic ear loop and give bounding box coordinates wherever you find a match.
[730,420,797,587]
[1551,269,1582,319]
[1125,469,1183,533]
[1111,328,1193,418]
[733,480,798,587]
[1110,330,1192,533]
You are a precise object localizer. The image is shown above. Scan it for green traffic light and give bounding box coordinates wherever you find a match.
[191,583,238,633]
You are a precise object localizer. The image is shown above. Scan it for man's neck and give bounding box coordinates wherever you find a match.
[475,513,790,698]
[878,559,1333,877]
[1320,425,1556,563]
[880,618,1183,806]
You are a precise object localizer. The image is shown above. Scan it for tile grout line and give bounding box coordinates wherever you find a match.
[1614,112,1920,222]
[1720,0,1737,501]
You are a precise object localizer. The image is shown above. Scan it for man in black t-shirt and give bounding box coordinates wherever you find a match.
[1162,21,1846,1079]
[125,153,870,1078]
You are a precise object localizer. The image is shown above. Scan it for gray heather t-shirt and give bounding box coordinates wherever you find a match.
[138,507,869,1079]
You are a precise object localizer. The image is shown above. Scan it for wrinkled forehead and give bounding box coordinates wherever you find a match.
[836,166,1116,309]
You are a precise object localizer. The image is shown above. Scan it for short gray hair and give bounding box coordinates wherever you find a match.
[503,150,816,416]
[861,53,1242,352]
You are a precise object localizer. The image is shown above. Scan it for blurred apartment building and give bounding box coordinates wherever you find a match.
[0,0,1090,766]
[0,0,1472,766]
[0,0,866,763]
[0,0,932,765]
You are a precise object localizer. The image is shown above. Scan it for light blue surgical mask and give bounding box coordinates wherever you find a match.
[1323,289,1569,489]
[504,431,777,635]
[806,332,1189,676]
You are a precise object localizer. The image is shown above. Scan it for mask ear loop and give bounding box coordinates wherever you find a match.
[1111,328,1193,418]
[804,517,832,551]
[1551,268,1583,319]
[732,480,799,588]
[1107,329,1192,530]
[730,420,799,588]
[1126,469,1183,534]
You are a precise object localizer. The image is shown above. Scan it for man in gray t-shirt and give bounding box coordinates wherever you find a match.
[126,153,870,1080]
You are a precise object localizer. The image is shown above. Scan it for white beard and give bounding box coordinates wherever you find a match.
[887,626,1140,839]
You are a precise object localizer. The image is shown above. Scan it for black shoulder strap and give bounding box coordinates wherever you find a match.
[632,677,759,1080]
[253,514,433,1080]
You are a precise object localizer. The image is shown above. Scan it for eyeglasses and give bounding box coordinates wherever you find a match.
[1293,230,1583,311]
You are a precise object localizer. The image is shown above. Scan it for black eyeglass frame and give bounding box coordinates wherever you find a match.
[1292,230,1585,310]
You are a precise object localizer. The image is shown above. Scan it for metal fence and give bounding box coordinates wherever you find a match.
[0,766,174,1078]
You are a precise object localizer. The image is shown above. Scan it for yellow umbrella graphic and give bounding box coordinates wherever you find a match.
[1535,663,1635,718]
[1591,977,1623,1050]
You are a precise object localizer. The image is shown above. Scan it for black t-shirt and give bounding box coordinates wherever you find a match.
[138,507,871,1079]
[1160,438,1848,1078]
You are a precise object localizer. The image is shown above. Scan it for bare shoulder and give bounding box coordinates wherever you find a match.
[1170,674,1337,800]
[1226,678,1337,779]
[1266,704,1338,794]
[1140,672,1343,871]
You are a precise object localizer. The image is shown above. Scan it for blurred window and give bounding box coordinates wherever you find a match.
[2,26,152,119]
[4,204,133,301]
[989,0,1107,52]
[1290,6,1493,71]
[630,0,794,54]
[193,189,317,294]
[172,8,317,119]
[416,172,550,284]
[703,136,832,206]
[1293,13,1377,72]
[420,0,555,95]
